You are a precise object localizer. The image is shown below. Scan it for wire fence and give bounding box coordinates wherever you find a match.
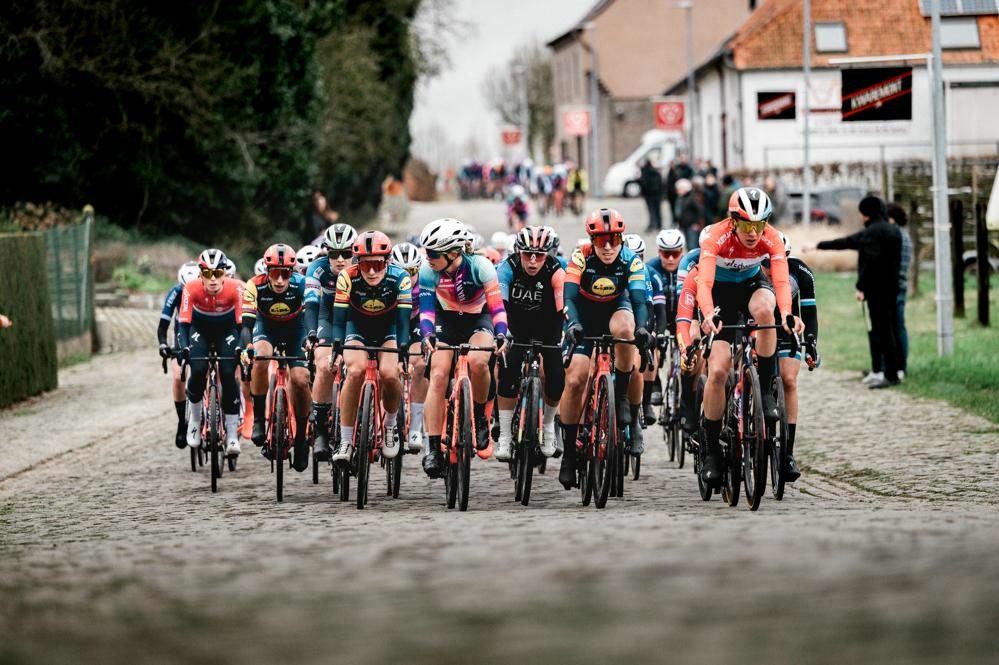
[43,215,94,342]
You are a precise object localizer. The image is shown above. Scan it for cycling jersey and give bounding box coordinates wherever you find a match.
[329,263,412,347]
[644,265,667,335]
[676,265,700,349]
[697,219,791,321]
[304,256,342,334]
[177,278,244,348]
[496,255,565,343]
[763,256,819,358]
[564,244,648,330]
[242,273,307,324]
[675,248,701,296]
[418,253,509,339]
[158,283,184,347]
[646,257,679,335]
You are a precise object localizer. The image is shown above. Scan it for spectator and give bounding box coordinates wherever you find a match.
[639,159,664,231]
[718,174,738,222]
[813,196,903,389]
[764,176,788,225]
[305,189,339,243]
[675,153,694,180]
[665,161,680,219]
[674,178,704,249]
[702,173,720,222]
[887,203,911,376]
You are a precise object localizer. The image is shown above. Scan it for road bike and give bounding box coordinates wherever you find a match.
[163,352,205,473]
[657,336,684,468]
[770,332,816,501]
[381,350,422,500]
[180,345,238,493]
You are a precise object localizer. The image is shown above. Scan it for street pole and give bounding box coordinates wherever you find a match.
[585,22,602,197]
[683,1,695,161]
[516,64,529,162]
[930,0,954,355]
[802,0,812,226]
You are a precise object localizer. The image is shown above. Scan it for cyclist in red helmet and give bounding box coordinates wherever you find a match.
[328,231,413,463]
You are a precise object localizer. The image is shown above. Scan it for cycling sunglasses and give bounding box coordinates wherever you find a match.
[201,268,225,279]
[358,258,387,272]
[425,249,448,260]
[520,250,547,261]
[659,249,683,259]
[591,233,622,248]
[734,218,767,234]
[328,250,352,260]
[268,267,292,280]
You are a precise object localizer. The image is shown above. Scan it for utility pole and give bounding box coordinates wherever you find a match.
[930,0,954,355]
[585,22,602,197]
[680,1,696,161]
[802,0,812,226]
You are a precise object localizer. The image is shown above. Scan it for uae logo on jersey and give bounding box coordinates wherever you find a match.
[362,299,386,313]
[591,278,616,297]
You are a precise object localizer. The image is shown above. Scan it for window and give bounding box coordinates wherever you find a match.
[940,17,981,49]
[814,22,847,53]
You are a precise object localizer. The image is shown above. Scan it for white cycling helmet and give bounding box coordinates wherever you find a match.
[295,245,321,274]
[472,233,485,251]
[729,187,773,223]
[254,258,267,276]
[656,229,685,251]
[504,234,517,256]
[778,231,791,256]
[490,231,509,249]
[224,259,237,278]
[322,223,358,251]
[198,248,227,271]
[420,218,468,253]
[177,260,200,285]
[390,242,422,270]
[624,234,645,256]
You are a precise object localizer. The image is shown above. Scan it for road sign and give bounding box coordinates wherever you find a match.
[501,127,522,145]
[562,109,591,136]
[654,100,684,131]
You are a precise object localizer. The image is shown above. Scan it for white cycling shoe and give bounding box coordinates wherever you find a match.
[225,440,241,457]
[186,416,203,449]
[541,423,557,458]
[494,435,513,462]
[331,443,352,463]
[407,430,423,453]
[382,429,401,459]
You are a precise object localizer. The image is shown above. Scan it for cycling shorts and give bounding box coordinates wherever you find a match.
[571,301,632,357]
[777,326,803,361]
[434,309,494,346]
[345,317,396,347]
[252,317,308,368]
[710,273,775,344]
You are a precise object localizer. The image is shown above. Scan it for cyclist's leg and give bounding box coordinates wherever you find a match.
[171,359,187,447]
[423,346,454,476]
[540,345,565,456]
[408,339,427,451]
[185,330,211,447]
[495,344,526,461]
[609,308,637,427]
[218,329,242,451]
[558,349,591,489]
[468,329,495,450]
[334,326,366,461]
[701,339,732,482]
[779,354,802,480]
[311,336,334,459]
[378,339,403,458]
[748,287,779,417]
[249,325,274,447]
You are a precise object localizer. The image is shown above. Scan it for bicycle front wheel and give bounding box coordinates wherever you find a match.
[274,388,287,503]
[517,377,542,506]
[741,364,767,511]
[593,373,616,509]
[208,382,221,493]
[770,376,788,501]
[356,383,374,510]
[456,378,473,512]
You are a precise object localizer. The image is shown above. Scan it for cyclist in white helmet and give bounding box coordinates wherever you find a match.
[390,241,429,453]
[157,260,201,449]
[254,258,267,277]
[295,245,321,275]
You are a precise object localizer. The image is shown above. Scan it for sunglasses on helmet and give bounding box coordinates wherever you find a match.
[201,268,225,279]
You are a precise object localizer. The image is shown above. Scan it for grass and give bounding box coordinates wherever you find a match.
[110,264,176,293]
[815,271,999,423]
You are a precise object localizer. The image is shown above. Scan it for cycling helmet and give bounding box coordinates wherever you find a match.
[656,229,685,251]
[624,234,645,256]
[224,259,237,278]
[778,231,791,256]
[177,260,200,285]
[544,226,560,254]
[390,242,421,270]
[420,218,468,253]
[263,243,296,269]
[472,233,486,251]
[295,245,321,273]
[353,230,392,258]
[322,223,358,251]
[504,234,517,256]
[198,248,228,271]
[490,231,509,249]
[254,258,267,276]
[585,208,625,236]
[729,187,773,223]
[514,226,555,253]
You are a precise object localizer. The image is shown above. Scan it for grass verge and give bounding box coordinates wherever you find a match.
[815,271,999,423]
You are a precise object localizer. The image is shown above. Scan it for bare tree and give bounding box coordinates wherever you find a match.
[480,41,554,161]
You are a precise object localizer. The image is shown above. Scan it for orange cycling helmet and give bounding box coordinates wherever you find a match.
[263,243,296,269]
[585,208,625,236]
[353,230,392,258]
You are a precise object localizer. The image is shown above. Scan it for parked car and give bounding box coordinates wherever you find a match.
[603,130,679,198]
[787,185,870,225]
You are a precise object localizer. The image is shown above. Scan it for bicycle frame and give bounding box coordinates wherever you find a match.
[433,343,495,463]
[251,345,313,460]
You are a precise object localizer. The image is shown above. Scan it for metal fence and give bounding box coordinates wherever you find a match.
[44,216,94,342]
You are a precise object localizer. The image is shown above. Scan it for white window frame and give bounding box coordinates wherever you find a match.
[940,17,981,49]
[814,22,848,54]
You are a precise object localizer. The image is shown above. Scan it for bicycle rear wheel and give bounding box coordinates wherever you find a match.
[274,388,287,502]
[770,377,789,501]
[517,377,541,506]
[512,400,524,501]
[456,378,473,512]
[356,383,374,510]
[742,364,768,511]
[208,382,221,493]
[593,373,616,509]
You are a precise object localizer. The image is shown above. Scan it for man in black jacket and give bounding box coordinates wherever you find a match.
[640,160,664,231]
[814,196,903,388]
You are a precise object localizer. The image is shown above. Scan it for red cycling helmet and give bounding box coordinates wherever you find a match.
[353,230,392,258]
[584,208,625,236]
[263,243,296,269]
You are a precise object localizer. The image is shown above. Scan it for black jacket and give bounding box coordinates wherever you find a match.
[640,163,663,200]
[817,217,902,298]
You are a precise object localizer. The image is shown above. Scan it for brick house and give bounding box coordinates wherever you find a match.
[546,0,757,187]
[665,0,999,171]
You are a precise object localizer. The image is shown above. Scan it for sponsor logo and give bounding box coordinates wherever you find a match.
[191,332,201,342]
[684,293,695,306]
[225,334,236,345]
[269,303,292,317]
[629,257,643,272]
[591,277,616,297]
[362,299,386,313]
[400,275,412,291]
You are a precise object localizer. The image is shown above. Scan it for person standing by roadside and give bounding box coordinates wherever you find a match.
[887,203,911,377]
[702,173,720,223]
[675,178,704,250]
[640,159,664,231]
[811,196,902,389]
[665,161,680,220]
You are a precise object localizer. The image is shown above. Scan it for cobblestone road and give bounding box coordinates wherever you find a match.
[1,200,998,664]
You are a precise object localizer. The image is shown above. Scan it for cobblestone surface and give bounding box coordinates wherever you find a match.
[1,200,997,664]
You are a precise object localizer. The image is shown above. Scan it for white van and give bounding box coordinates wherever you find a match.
[602,130,679,198]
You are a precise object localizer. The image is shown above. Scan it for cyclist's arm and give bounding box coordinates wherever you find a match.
[396,274,413,349]
[651,272,667,336]
[157,284,181,346]
[304,266,321,333]
[695,250,718,321]
[474,257,508,337]
[418,264,437,339]
[795,260,818,341]
[768,252,793,319]
[563,252,584,326]
[551,265,566,316]
[330,271,351,343]
[676,268,698,349]
[628,284,649,331]
[177,284,193,349]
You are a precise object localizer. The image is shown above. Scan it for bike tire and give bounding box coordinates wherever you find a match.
[274,388,287,503]
[632,453,641,480]
[513,400,524,501]
[693,374,712,501]
[593,373,616,509]
[356,383,374,510]
[209,383,221,493]
[456,378,473,512]
[742,364,768,511]
[519,377,541,506]
[770,377,788,501]
[444,400,458,509]
[228,457,236,472]
[190,446,197,472]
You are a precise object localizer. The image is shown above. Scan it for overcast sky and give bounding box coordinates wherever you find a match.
[410,0,590,167]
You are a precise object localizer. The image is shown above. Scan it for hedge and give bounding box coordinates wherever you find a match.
[0,232,57,408]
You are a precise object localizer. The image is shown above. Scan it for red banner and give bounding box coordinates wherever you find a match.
[562,109,591,136]
[654,101,684,131]
[501,128,522,145]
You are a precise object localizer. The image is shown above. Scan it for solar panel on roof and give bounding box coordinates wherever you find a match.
[917,0,999,16]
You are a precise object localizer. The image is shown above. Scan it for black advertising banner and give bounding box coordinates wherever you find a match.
[757,91,796,120]
[840,67,913,121]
